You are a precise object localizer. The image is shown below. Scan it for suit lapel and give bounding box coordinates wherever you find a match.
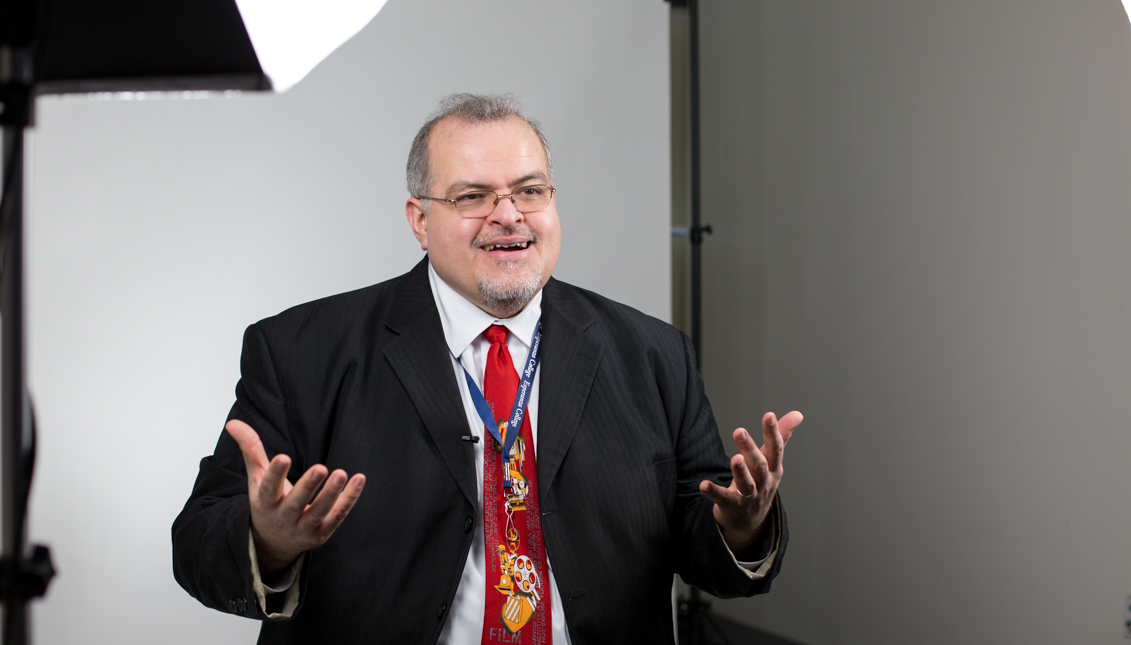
[537,279,602,499]
[382,259,478,508]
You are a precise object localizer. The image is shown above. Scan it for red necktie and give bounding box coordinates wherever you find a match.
[481,325,553,644]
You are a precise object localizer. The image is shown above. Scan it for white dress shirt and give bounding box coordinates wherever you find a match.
[250,261,777,640]
[426,263,572,644]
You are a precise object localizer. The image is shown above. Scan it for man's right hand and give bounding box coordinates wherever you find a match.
[226,419,367,578]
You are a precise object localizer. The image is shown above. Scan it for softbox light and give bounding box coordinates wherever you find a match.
[236,0,389,93]
[33,0,388,93]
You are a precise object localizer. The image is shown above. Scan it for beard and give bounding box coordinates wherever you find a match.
[474,227,543,318]
[477,262,543,318]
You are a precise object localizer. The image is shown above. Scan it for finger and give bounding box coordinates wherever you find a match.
[699,479,740,508]
[728,435,761,498]
[308,473,366,538]
[279,464,330,522]
[777,410,804,445]
[761,413,785,472]
[257,453,293,505]
[301,469,350,528]
[226,419,270,476]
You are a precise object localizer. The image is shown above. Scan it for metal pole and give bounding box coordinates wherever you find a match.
[0,51,30,644]
[0,34,53,645]
[0,123,28,645]
[688,0,703,368]
[683,2,723,643]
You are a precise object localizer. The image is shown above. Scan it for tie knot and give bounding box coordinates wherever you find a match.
[484,324,509,345]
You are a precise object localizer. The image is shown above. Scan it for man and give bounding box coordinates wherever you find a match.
[173,94,802,644]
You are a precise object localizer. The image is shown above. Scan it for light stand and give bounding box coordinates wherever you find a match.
[0,2,266,641]
[674,0,731,644]
[0,0,379,641]
[0,22,55,645]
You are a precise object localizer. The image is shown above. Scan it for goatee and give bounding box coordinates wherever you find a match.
[477,262,543,318]
[473,227,544,317]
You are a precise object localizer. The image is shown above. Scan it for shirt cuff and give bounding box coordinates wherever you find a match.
[718,496,782,580]
[248,529,302,618]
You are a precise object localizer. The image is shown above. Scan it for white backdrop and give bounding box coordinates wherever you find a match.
[23,1,669,642]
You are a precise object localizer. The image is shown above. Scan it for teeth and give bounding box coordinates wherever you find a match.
[485,241,529,251]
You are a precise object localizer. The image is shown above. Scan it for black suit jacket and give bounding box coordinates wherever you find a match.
[172,259,786,644]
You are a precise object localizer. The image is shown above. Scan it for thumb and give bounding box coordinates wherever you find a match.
[777,411,803,445]
[225,419,269,477]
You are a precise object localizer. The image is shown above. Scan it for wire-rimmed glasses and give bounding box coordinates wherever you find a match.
[419,184,556,218]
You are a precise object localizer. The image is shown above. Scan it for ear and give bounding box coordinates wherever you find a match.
[405,198,428,251]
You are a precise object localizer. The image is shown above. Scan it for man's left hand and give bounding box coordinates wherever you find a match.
[699,410,803,558]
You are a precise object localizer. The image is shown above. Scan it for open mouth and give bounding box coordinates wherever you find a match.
[482,241,531,252]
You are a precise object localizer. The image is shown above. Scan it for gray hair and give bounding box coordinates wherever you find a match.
[406,93,553,200]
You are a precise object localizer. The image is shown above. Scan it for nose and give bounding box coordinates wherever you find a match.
[486,193,524,228]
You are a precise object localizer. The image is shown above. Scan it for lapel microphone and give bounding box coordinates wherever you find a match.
[461,435,480,443]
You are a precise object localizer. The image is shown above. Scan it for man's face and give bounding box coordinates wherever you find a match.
[405,116,561,317]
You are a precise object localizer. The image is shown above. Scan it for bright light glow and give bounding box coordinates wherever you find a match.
[1125,0,1131,25]
[51,90,244,102]
[235,0,388,92]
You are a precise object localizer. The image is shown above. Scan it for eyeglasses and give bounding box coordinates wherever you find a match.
[419,184,556,218]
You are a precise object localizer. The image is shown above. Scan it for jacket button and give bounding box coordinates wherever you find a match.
[437,602,448,621]
[464,516,474,533]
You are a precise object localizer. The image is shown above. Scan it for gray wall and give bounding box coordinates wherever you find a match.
[23,1,668,642]
[695,1,1131,644]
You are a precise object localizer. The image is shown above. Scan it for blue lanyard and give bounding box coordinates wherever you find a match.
[454,320,542,456]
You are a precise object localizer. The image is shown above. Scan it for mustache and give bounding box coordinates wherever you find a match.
[473,227,539,248]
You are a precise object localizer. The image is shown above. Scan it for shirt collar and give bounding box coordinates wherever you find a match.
[427,261,543,357]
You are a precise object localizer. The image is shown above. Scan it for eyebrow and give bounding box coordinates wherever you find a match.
[445,171,549,197]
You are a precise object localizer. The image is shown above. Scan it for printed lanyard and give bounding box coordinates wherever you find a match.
[454,320,542,456]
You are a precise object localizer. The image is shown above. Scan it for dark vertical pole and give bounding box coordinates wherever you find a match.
[679,4,729,644]
[688,0,703,369]
[0,23,38,643]
[0,109,27,645]
[0,122,29,645]
[685,1,711,643]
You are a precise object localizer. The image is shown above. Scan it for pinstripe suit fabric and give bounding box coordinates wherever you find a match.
[172,258,786,644]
